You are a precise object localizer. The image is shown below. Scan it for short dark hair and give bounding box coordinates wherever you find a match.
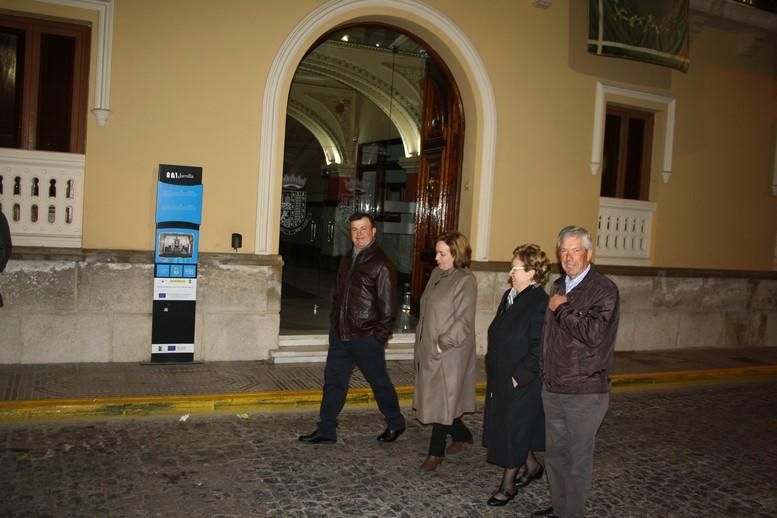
[436,231,472,269]
[349,212,375,227]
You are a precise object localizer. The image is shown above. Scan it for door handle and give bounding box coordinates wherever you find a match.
[327,220,334,243]
[309,220,317,243]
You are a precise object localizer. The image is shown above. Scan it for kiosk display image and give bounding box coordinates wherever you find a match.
[158,232,194,258]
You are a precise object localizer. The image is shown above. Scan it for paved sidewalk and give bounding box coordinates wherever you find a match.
[1,347,777,422]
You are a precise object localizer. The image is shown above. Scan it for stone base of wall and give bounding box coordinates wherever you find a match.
[471,265,777,355]
[1,250,775,364]
[0,248,282,364]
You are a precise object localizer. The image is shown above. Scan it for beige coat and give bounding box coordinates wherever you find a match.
[413,267,477,425]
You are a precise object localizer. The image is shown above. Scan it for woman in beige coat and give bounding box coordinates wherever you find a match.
[413,231,477,471]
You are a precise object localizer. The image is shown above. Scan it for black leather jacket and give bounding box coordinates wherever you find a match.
[331,240,397,344]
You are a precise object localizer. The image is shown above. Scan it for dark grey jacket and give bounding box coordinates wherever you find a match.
[541,266,619,394]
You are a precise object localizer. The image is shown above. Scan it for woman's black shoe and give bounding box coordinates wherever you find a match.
[515,465,544,488]
[486,488,517,507]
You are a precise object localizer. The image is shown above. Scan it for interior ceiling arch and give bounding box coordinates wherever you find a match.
[290,39,425,164]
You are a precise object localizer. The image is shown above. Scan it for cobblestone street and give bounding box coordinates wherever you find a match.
[2,379,776,517]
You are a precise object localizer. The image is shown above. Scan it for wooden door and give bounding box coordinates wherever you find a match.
[410,58,464,312]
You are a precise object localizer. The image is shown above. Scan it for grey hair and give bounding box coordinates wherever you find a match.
[556,225,593,251]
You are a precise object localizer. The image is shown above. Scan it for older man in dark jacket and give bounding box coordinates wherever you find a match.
[532,225,619,518]
[299,212,405,444]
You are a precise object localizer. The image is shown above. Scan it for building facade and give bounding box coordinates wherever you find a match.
[0,0,776,363]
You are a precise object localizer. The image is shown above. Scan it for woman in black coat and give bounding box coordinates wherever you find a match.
[482,243,550,506]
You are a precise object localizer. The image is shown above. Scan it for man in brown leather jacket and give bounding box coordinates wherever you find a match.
[299,212,405,444]
[532,225,619,518]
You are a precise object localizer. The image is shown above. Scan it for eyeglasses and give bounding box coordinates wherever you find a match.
[509,265,532,273]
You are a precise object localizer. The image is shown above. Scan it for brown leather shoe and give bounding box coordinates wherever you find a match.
[421,455,444,471]
[446,438,473,455]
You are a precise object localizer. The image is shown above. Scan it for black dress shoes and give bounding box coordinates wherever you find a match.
[486,488,517,507]
[376,427,405,442]
[298,430,336,444]
[531,507,558,517]
[515,465,544,488]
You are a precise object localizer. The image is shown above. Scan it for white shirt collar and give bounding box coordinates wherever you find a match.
[564,264,592,293]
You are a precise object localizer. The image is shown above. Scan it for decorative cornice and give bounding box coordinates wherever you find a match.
[691,0,777,33]
[470,260,777,279]
[691,0,777,56]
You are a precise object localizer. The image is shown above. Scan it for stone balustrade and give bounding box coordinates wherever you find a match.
[0,149,84,248]
[596,196,656,266]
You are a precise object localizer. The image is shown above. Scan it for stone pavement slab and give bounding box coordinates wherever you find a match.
[1,347,776,422]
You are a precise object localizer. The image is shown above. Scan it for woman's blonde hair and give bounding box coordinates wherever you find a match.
[512,243,550,286]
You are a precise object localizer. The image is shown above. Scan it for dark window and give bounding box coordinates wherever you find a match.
[600,105,653,201]
[0,14,90,154]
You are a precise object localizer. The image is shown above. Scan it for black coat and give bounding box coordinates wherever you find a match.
[482,284,548,467]
[0,210,10,272]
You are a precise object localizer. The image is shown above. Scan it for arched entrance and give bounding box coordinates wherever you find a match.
[255,0,498,358]
[279,25,463,334]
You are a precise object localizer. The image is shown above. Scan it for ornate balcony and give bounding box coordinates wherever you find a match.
[0,149,84,248]
[596,197,656,266]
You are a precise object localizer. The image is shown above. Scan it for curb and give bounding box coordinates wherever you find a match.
[1,365,776,423]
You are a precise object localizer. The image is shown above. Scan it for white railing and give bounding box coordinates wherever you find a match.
[596,196,655,266]
[0,148,84,248]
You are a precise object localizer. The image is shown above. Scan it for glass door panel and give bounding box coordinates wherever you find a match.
[280,27,427,334]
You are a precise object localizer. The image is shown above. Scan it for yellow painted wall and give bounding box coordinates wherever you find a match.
[5,0,777,270]
[446,1,605,258]
[433,0,777,268]
[85,0,325,252]
[655,26,777,269]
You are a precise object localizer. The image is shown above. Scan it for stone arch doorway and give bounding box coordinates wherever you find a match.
[255,0,498,355]
[278,24,464,335]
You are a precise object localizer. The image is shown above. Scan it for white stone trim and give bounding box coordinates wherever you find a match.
[36,0,114,126]
[256,0,497,261]
[591,82,676,183]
